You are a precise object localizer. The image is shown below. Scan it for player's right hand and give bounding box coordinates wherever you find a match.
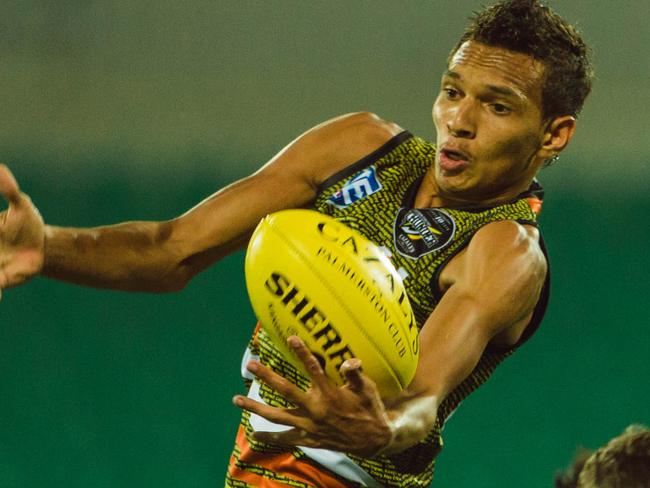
[0,164,45,299]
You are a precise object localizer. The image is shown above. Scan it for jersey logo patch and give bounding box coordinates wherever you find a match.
[394,208,456,259]
[327,166,382,209]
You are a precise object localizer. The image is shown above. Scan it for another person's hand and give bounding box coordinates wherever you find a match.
[0,164,45,298]
[233,336,394,457]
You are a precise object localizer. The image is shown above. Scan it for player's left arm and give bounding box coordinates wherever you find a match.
[234,220,547,456]
[381,220,547,454]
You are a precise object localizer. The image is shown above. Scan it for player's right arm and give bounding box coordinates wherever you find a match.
[0,112,402,294]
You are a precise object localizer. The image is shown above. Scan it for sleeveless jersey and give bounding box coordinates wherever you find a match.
[226,131,550,487]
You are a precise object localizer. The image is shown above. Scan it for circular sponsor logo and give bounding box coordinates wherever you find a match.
[393,208,456,259]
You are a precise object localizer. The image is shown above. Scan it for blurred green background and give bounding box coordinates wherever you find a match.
[1,1,649,487]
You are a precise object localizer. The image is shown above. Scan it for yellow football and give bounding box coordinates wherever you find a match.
[244,209,419,398]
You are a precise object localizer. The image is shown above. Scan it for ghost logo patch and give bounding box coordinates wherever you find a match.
[393,208,456,259]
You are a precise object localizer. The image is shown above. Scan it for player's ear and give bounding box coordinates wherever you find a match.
[537,115,576,160]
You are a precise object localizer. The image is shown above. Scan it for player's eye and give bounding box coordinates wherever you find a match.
[490,103,512,114]
[443,87,460,100]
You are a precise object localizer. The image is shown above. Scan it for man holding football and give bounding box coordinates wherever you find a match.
[0,1,592,485]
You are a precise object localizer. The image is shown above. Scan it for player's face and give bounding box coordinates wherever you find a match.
[432,41,548,204]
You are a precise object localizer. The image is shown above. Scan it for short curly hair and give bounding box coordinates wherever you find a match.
[578,425,650,487]
[555,425,650,488]
[449,0,593,120]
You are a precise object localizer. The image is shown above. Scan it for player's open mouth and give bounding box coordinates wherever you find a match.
[439,148,470,172]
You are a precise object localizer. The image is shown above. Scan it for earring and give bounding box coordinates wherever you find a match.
[546,155,560,166]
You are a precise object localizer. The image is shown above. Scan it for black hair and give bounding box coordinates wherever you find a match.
[450,0,594,119]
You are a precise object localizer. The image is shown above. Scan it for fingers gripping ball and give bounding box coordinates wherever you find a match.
[244,209,419,398]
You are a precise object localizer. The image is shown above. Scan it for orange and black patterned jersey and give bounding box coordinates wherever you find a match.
[226,131,550,487]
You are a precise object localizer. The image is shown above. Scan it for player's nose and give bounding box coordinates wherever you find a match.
[447,101,476,139]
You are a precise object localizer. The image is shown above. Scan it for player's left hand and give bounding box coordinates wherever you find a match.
[232,335,394,458]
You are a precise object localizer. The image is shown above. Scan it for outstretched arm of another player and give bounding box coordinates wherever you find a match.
[234,220,547,456]
[0,113,402,293]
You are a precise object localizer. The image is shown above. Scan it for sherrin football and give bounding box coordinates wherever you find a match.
[244,209,419,398]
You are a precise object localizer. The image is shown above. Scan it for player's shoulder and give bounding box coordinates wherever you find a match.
[277,112,405,188]
[313,111,404,144]
[256,112,405,195]
[471,220,542,254]
[468,220,546,276]
[313,112,404,163]
[473,219,538,242]
[443,220,546,288]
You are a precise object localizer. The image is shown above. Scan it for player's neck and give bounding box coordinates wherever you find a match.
[414,170,533,209]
